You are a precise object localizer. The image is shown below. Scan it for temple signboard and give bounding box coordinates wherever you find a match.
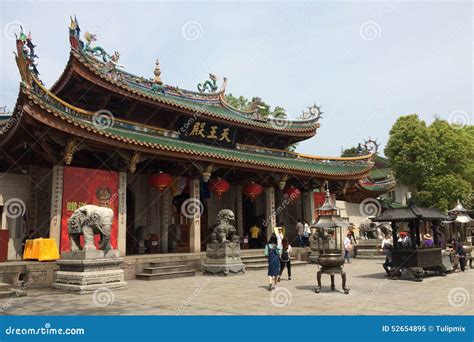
[179,119,237,148]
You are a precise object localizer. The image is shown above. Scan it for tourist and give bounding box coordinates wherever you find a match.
[423,233,434,248]
[380,234,393,275]
[437,232,447,249]
[264,234,282,291]
[249,223,260,249]
[347,223,357,244]
[344,234,352,263]
[278,222,287,237]
[296,219,304,247]
[303,220,311,246]
[278,237,292,281]
[398,232,411,248]
[452,239,466,272]
[276,227,284,248]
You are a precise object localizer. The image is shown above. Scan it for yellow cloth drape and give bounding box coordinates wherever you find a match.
[23,238,60,261]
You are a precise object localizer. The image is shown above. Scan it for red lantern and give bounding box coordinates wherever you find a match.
[209,178,230,197]
[284,186,301,201]
[242,182,263,201]
[148,171,172,192]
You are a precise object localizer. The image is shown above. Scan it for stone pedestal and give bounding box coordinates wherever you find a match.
[202,242,246,276]
[52,250,127,294]
[353,239,383,259]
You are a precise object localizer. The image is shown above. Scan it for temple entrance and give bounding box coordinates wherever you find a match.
[243,196,263,248]
[125,188,136,255]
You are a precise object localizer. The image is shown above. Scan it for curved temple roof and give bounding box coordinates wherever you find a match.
[50,16,322,137]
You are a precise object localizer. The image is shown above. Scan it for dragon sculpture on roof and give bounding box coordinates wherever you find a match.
[68,16,122,68]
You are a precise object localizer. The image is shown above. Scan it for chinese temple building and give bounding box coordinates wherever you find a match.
[0,18,377,265]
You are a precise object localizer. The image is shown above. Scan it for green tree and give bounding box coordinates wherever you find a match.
[420,174,472,212]
[385,114,473,210]
[384,114,437,188]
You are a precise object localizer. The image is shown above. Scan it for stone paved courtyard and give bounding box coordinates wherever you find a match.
[1,259,472,316]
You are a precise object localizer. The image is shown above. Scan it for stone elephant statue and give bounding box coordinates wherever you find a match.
[68,205,114,251]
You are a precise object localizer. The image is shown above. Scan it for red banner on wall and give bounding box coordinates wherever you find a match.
[60,166,119,252]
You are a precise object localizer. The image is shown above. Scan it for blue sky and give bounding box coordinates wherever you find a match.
[1,0,472,156]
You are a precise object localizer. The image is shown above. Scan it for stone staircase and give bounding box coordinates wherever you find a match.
[0,282,27,299]
[241,251,307,271]
[136,260,196,281]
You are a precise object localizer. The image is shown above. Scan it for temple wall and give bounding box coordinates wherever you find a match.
[0,173,31,261]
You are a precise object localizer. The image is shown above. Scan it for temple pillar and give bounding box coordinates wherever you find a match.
[150,188,162,240]
[161,188,171,253]
[265,186,276,238]
[235,185,243,237]
[189,179,201,253]
[304,191,315,224]
[117,172,127,256]
[49,165,63,248]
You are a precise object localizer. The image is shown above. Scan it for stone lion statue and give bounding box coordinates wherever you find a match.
[68,205,114,251]
[359,221,392,240]
[210,209,240,243]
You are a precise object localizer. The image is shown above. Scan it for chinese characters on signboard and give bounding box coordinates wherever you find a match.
[180,120,237,147]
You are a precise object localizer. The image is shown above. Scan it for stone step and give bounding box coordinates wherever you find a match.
[245,260,307,271]
[0,289,27,299]
[241,255,265,260]
[149,260,195,267]
[142,265,193,275]
[136,270,196,281]
[0,283,12,292]
[242,257,297,264]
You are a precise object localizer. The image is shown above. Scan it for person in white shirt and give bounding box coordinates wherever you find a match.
[380,234,393,275]
[344,234,352,263]
[296,219,304,247]
[276,227,284,248]
[302,220,310,247]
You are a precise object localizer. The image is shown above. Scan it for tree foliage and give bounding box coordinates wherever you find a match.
[224,94,287,118]
[224,93,298,151]
[341,144,369,157]
[385,114,473,211]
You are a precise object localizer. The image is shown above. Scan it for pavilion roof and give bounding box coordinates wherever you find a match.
[371,206,446,222]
